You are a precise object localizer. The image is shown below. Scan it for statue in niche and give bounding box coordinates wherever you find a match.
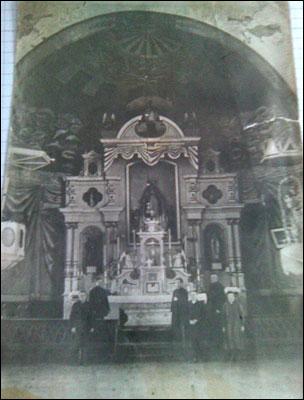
[204,225,224,271]
[138,181,169,231]
[210,234,221,262]
[83,234,103,273]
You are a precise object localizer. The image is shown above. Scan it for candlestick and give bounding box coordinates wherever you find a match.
[133,230,136,250]
[168,229,172,267]
[103,243,107,268]
[184,235,188,256]
[117,235,120,259]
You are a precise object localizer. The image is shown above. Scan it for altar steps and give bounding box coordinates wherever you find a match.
[114,327,186,360]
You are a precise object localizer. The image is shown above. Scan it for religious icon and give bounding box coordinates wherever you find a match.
[210,234,221,262]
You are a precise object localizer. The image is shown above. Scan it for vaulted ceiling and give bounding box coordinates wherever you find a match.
[18,12,296,129]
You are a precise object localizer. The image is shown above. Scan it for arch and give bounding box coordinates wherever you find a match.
[126,159,181,242]
[203,223,227,271]
[80,225,104,274]
[16,11,296,105]
[117,115,185,139]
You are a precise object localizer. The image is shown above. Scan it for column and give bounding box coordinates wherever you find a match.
[227,218,243,287]
[63,222,77,318]
[70,223,79,291]
[104,222,113,273]
[226,219,236,275]
[64,224,75,287]
[232,219,242,272]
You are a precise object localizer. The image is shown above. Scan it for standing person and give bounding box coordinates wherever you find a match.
[70,291,93,365]
[89,277,110,352]
[188,292,209,362]
[89,277,110,322]
[222,291,245,362]
[207,273,226,358]
[171,278,189,347]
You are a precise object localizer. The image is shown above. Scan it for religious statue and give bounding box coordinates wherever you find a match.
[118,251,134,273]
[145,257,154,268]
[144,202,161,232]
[173,249,187,270]
[210,234,221,262]
[138,181,169,231]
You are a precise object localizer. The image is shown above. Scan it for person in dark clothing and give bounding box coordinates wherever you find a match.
[171,278,189,345]
[89,278,110,321]
[70,291,93,364]
[89,278,110,348]
[207,273,226,356]
[223,291,245,362]
[188,292,209,362]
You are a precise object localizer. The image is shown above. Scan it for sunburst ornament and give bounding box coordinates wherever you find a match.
[119,27,179,60]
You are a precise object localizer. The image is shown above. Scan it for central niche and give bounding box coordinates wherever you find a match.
[128,161,179,241]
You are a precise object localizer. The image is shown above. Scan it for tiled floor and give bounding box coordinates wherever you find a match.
[1,358,303,399]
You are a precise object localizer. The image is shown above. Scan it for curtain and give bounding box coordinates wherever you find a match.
[2,171,65,300]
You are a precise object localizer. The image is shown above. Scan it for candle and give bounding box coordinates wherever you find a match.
[168,229,172,267]
[133,230,136,250]
[184,235,187,255]
[197,267,201,281]
[117,235,120,259]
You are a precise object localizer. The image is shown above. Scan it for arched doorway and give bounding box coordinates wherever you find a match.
[80,226,104,275]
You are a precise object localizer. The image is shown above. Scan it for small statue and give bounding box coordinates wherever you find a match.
[173,249,187,269]
[118,251,133,273]
[210,235,221,262]
[145,257,154,268]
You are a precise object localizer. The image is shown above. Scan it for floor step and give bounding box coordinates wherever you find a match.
[118,341,172,347]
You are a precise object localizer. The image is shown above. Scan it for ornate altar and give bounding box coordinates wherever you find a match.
[60,115,245,324]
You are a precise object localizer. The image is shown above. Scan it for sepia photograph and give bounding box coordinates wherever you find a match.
[1,1,303,399]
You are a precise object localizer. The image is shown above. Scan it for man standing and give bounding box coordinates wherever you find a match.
[208,273,226,357]
[223,291,245,361]
[89,277,110,322]
[171,278,189,347]
[70,291,92,364]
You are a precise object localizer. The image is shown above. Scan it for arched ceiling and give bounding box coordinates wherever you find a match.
[18,12,296,123]
[12,12,300,177]
[16,1,295,93]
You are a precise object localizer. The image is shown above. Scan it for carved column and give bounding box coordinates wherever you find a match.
[63,222,78,318]
[104,222,116,269]
[227,218,243,287]
[232,219,242,272]
[64,223,77,290]
[226,219,236,275]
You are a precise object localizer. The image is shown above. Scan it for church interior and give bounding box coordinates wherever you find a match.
[1,10,303,365]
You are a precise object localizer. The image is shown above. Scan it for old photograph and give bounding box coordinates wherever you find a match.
[1,1,303,399]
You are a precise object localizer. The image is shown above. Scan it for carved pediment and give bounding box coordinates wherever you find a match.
[100,116,200,171]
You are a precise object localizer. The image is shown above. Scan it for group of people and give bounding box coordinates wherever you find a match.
[69,278,110,364]
[171,274,245,362]
[70,274,245,364]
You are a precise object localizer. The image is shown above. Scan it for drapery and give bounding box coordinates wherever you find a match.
[2,171,65,300]
[103,144,199,171]
[240,163,302,290]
